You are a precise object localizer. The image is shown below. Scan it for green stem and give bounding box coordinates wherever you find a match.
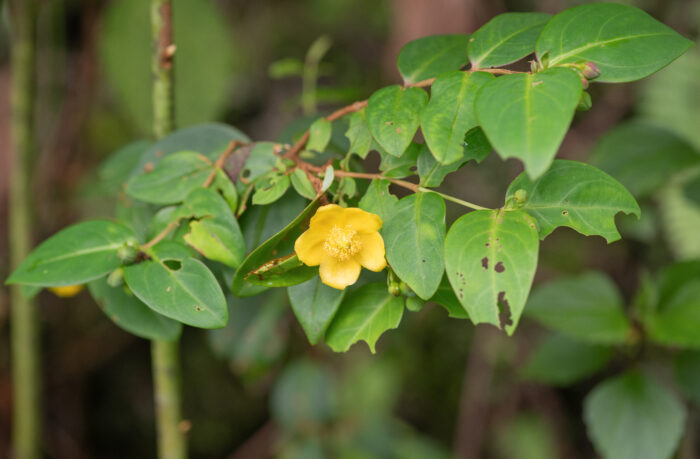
[151,339,186,459]
[301,35,331,116]
[8,0,42,457]
[417,187,489,211]
[150,1,187,458]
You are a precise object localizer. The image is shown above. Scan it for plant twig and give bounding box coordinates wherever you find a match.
[283,68,523,161]
[202,140,242,188]
[142,220,181,251]
[150,1,187,459]
[8,0,42,457]
[332,170,489,211]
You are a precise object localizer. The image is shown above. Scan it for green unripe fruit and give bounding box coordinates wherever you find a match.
[117,240,140,265]
[513,189,528,205]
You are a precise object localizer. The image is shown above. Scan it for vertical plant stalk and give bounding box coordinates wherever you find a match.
[8,0,41,457]
[150,1,187,458]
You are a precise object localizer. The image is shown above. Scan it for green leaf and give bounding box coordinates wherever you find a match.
[126,151,213,205]
[207,291,287,379]
[7,221,136,286]
[417,146,462,188]
[505,160,640,243]
[590,121,700,197]
[213,169,238,214]
[133,123,249,174]
[241,142,280,182]
[469,12,551,69]
[176,188,246,268]
[124,241,228,329]
[536,3,693,83]
[383,193,445,300]
[674,351,700,406]
[246,254,317,288]
[463,127,493,163]
[345,109,373,159]
[367,85,428,157]
[429,276,468,319]
[271,360,336,431]
[252,174,291,205]
[476,68,582,178]
[99,140,152,194]
[684,174,700,206]
[232,197,321,297]
[646,279,700,349]
[525,272,631,344]
[326,283,403,353]
[288,276,345,345]
[421,71,494,165]
[359,179,399,223]
[659,168,700,260]
[522,333,611,386]
[307,118,332,152]
[290,168,317,200]
[444,209,539,334]
[397,34,470,85]
[584,371,685,459]
[239,191,306,250]
[378,141,421,178]
[88,277,182,341]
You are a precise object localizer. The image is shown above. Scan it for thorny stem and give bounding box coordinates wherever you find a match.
[283,68,522,161]
[333,170,489,211]
[8,0,42,457]
[150,1,187,459]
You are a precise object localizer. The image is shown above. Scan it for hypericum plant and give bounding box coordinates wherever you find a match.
[6,3,693,352]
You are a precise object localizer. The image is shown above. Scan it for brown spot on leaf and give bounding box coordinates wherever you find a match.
[144,162,155,173]
[194,305,203,311]
[562,210,568,216]
[481,257,489,269]
[494,261,505,273]
[497,291,513,329]
[396,127,402,134]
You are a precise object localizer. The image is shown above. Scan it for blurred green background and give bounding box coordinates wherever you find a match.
[1,0,699,457]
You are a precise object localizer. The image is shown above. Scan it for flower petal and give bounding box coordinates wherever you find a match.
[308,204,345,228]
[319,256,361,290]
[342,208,382,234]
[294,228,326,266]
[356,232,386,271]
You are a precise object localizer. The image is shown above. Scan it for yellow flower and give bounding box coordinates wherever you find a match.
[49,284,84,298]
[295,205,387,289]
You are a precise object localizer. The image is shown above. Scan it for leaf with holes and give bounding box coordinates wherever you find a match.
[366,86,428,157]
[475,68,582,179]
[7,221,137,287]
[444,209,539,334]
[124,241,227,329]
[232,197,321,297]
[421,71,494,165]
[288,276,345,345]
[88,277,182,341]
[525,271,632,344]
[175,188,246,268]
[536,3,693,83]
[584,371,685,459]
[469,12,551,69]
[506,160,640,243]
[246,254,317,288]
[241,142,279,182]
[383,192,445,300]
[126,151,213,205]
[397,34,470,85]
[325,283,403,353]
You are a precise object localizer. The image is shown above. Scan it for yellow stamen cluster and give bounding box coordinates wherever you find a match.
[323,225,362,261]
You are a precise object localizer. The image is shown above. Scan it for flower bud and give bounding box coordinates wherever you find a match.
[581,62,600,80]
[577,91,592,112]
[118,240,140,265]
[513,189,528,205]
[388,282,401,297]
[107,267,125,287]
